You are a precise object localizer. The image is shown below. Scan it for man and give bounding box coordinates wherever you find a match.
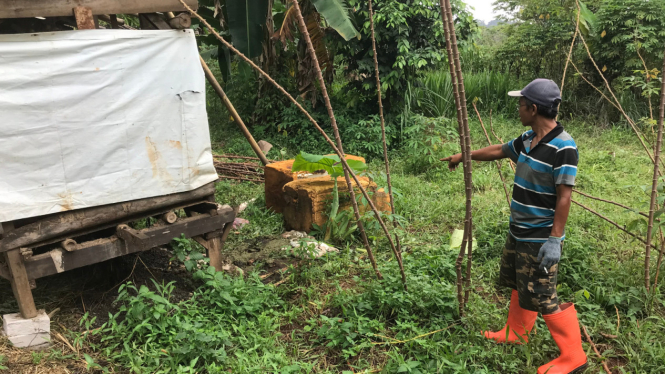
[441,79,586,374]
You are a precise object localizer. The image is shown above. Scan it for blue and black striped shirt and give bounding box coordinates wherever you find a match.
[501,124,578,243]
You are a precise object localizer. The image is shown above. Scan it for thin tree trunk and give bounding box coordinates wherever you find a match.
[368,0,402,257]
[653,230,665,289]
[556,3,580,121]
[645,48,665,290]
[177,0,407,283]
[473,102,511,206]
[290,0,409,288]
[440,0,474,313]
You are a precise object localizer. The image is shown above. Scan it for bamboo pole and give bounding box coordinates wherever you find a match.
[440,0,474,312]
[199,56,270,166]
[289,0,407,286]
[644,48,665,290]
[472,102,511,206]
[176,0,401,283]
[368,0,402,256]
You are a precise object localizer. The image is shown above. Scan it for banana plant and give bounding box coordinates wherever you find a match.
[291,152,367,241]
[197,0,358,89]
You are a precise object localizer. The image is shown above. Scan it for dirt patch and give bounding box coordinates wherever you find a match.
[223,236,293,274]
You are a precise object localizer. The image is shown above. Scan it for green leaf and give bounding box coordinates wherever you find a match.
[292,152,337,175]
[311,0,360,41]
[216,43,231,83]
[227,0,270,58]
[449,229,477,251]
[291,152,367,177]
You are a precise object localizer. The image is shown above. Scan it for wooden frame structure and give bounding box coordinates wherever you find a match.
[0,0,235,320]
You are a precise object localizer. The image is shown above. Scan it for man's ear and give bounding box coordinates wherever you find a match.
[530,104,538,115]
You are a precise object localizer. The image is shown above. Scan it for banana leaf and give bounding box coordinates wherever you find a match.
[311,0,360,41]
[291,152,367,177]
[227,0,270,58]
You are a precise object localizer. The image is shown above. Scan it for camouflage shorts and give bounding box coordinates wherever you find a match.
[498,234,560,314]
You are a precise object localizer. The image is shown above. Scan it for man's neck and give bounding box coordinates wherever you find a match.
[531,119,558,140]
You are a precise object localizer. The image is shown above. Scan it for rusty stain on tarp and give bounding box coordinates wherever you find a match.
[145,136,172,181]
[58,192,74,211]
[168,140,182,149]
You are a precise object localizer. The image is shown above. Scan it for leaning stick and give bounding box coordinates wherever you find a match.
[574,1,656,166]
[559,4,580,99]
[573,189,649,219]
[176,0,396,281]
[573,200,656,250]
[582,326,612,374]
[290,0,401,285]
[472,102,511,206]
[440,0,474,312]
[645,48,665,290]
[368,0,402,256]
[200,57,270,165]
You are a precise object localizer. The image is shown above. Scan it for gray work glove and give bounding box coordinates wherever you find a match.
[537,236,562,272]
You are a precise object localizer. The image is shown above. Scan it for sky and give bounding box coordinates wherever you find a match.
[464,0,506,23]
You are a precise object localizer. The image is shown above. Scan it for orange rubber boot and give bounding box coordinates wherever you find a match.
[483,290,538,344]
[538,303,588,374]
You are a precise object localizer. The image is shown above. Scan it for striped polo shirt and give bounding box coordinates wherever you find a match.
[501,124,578,242]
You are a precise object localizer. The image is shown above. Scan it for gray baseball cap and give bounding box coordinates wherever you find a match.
[508,78,561,108]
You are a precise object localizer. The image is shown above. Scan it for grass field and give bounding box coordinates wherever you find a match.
[1,113,664,373]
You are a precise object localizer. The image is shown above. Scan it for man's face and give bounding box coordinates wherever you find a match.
[517,97,536,127]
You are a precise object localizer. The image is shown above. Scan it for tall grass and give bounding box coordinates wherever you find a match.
[409,70,524,118]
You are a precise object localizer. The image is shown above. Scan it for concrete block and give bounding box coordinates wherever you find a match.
[7,332,51,348]
[2,310,51,349]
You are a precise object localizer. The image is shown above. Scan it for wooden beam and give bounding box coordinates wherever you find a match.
[0,0,198,19]
[139,13,170,30]
[73,6,95,29]
[0,183,216,253]
[24,207,233,280]
[5,249,38,319]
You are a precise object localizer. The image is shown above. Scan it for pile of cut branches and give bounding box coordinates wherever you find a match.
[213,154,272,183]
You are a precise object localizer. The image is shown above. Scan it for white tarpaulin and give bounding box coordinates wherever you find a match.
[0,30,218,222]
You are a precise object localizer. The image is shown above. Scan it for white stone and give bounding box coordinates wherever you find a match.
[288,239,339,258]
[3,311,50,337]
[2,311,51,348]
[7,332,51,348]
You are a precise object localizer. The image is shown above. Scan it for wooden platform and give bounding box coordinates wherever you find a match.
[0,182,235,319]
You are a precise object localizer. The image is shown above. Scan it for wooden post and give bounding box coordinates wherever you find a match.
[109,14,119,28]
[2,223,38,319]
[73,6,95,30]
[194,211,234,272]
[199,57,270,166]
